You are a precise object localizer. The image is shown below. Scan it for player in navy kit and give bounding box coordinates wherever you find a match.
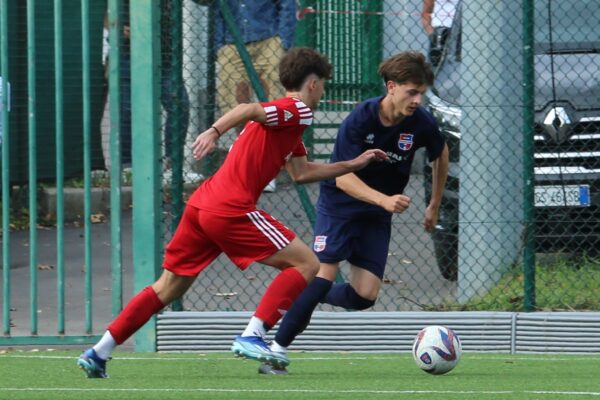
[261,51,449,374]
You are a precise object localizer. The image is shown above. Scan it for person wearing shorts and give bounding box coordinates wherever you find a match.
[77,47,388,378]
[265,51,450,374]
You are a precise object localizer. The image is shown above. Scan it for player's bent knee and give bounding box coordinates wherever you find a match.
[348,286,376,310]
[351,295,376,310]
[295,247,320,277]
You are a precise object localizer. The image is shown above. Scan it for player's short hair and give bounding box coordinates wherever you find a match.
[378,51,433,86]
[279,48,333,91]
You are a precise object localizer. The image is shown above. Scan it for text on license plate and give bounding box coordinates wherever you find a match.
[534,185,590,207]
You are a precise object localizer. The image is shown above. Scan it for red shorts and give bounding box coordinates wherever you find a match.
[163,205,296,276]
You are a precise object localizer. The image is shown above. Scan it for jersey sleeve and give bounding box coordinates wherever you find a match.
[424,120,447,162]
[291,140,308,157]
[261,99,313,128]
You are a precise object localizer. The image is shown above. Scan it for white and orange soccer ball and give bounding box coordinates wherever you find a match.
[412,325,462,375]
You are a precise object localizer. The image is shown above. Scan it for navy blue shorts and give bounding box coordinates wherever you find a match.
[312,211,391,279]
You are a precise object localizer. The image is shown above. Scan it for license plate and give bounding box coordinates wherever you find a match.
[534,185,590,207]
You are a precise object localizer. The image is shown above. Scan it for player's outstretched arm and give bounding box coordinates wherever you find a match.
[192,103,267,160]
[285,149,388,184]
[424,143,449,231]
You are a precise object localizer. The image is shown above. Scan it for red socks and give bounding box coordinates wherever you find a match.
[254,268,308,329]
[108,286,165,344]
[108,270,307,343]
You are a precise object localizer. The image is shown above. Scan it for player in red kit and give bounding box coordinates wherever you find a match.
[77,47,388,378]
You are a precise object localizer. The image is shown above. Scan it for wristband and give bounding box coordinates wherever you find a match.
[211,125,222,137]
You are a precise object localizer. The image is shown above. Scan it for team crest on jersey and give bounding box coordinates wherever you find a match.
[398,133,414,151]
[284,110,293,122]
[314,235,327,252]
[365,133,375,144]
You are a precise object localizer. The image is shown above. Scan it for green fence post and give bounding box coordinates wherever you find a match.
[169,0,184,232]
[522,0,536,311]
[54,0,65,334]
[130,0,162,352]
[81,0,93,334]
[27,0,38,336]
[168,0,184,313]
[108,0,123,317]
[1,0,11,336]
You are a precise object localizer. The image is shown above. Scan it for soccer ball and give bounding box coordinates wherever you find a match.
[412,325,462,375]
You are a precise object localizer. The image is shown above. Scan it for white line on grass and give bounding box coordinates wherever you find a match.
[2,354,600,362]
[0,388,599,396]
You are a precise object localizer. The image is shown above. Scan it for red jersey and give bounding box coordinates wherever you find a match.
[188,97,312,215]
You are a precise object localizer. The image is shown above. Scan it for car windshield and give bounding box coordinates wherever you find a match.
[434,0,599,105]
[534,0,600,52]
[441,0,600,63]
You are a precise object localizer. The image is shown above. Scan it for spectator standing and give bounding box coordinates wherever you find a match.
[204,0,297,192]
[421,0,458,67]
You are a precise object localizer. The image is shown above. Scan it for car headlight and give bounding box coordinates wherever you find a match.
[427,91,461,136]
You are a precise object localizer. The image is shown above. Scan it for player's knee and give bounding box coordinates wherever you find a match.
[296,251,320,281]
[348,286,376,310]
[294,257,320,281]
[352,296,375,310]
[304,260,320,278]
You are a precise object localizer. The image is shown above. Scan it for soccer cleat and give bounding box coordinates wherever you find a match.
[269,350,289,368]
[77,348,108,379]
[231,335,290,367]
[258,362,289,375]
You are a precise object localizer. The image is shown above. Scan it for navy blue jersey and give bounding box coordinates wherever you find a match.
[317,96,446,218]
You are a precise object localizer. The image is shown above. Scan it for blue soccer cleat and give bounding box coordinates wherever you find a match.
[77,348,108,379]
[231,335,290,367]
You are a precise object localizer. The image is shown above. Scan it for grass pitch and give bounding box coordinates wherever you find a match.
[0,351,599,399]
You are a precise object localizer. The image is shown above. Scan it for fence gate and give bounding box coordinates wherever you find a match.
[0,0,140,346]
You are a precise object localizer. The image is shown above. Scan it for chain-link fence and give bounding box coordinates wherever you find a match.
[158,0,600,314]
[0,0,600,344]
[4,1,598,331]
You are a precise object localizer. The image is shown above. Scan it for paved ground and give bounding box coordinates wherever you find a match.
[0,173,455,344]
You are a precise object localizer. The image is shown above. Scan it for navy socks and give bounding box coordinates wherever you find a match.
[275,280,376,348]
[324,282,375,310]
[274,277,332,347]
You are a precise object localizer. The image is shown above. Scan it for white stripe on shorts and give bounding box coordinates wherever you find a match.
[247,211,290,250]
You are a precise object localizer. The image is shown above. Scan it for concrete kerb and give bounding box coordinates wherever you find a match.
[40,186,133,223]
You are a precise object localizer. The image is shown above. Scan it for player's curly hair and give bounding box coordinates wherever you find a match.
[279,47,333,90]
[378,51,433,86]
